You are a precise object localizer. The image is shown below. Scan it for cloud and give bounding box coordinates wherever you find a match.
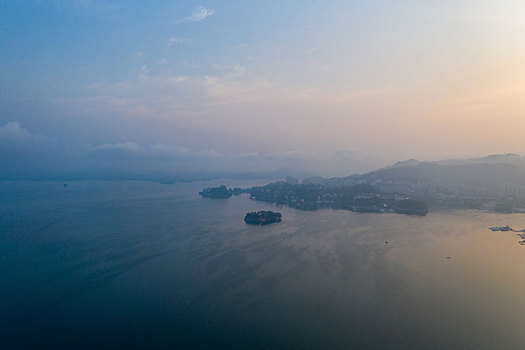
[83,140,317,176]
[0,122,53,143]
[51,60,393,125]
[0,122,63,178]
[0,121,387,180]
[167,37,192,47]
[178,6,214,22]
[94,142,144,153]
[0,122,32,138]
[92,142,220,159]
[238,150,312,162]
[150,143,221,158]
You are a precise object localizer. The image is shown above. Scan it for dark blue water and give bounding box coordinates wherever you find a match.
[2,181,525,349]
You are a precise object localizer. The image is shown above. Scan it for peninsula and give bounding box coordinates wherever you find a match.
[245,181,428,216]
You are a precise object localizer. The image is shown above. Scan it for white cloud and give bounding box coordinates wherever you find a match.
[53,60,393,123]
[167,37,192,46]
[0,122,32,138]
[179,6,214,22]
[91,142,222,159]
[155,75,189,85]
[94,142,144,152]
[0,122,60,175]
[150,143,221,157]
[238,150,313,162]
[137,65,150,80]
[0,122,53,143]
[90,140,317,169]
[0,121,385,179]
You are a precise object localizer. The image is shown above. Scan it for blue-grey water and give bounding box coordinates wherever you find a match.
[2,180,525,349]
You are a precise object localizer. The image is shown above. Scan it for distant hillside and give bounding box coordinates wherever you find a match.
[363,162,525,191]
[437,153,525,167]
[385,159,421,169]
[354,154,525,208]
[296,154,525,207]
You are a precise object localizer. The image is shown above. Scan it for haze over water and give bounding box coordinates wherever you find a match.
[2,180,525,349]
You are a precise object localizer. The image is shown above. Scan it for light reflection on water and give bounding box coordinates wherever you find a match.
[1,180,525,349]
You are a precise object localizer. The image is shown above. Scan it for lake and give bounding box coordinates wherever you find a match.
[1,180,525,349]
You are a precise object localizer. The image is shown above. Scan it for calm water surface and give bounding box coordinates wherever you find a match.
[1,181,525,349]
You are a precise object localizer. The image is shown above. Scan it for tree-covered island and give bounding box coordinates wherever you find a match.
[199,185,248,199]
[244,211,282,225]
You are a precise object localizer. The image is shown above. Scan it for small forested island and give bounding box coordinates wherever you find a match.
[244,211,282,225]
[199,185,233,198]
[199,185,248,198]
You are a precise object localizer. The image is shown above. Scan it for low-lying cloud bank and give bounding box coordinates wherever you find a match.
[0,122,385,182]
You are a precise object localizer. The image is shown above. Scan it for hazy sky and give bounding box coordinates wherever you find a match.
[1,1,525,178]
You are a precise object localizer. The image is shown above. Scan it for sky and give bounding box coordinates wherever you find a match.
[1,1,525,179]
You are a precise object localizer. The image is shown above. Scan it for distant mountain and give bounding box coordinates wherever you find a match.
[299,154,525,207]
[385,159,420,169]
[355,154,525,208]
[437,153,525,167]
[363,161,525,191]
